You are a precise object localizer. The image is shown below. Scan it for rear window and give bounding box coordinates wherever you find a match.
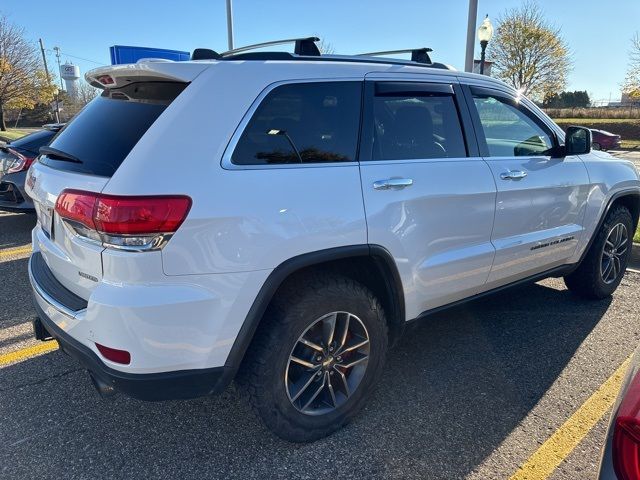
[10,130,57,155]
[39,82,186,177]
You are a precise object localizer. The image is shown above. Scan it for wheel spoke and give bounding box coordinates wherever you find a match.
[327,373,338,407]
[338,354,369,369]
[339,337,369,354]
[299,336,323,352]
[290,355,318,369]
[614,224,622,246]
[322,313,337,346]
[290,371,319,402]
[612,256,621,279]
[338,313,350,349]
[602,258,614,280]
[301,374,326,411]
[333,367,350,397]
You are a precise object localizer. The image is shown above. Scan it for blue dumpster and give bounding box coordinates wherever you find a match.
[110,45,190,65]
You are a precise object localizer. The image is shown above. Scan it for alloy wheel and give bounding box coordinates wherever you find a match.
[285,311,370,416]
[600,222,628,284]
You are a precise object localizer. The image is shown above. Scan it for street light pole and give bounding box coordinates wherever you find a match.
[479,40,488,75]
[226,0,234,50]
[464,0,478,72]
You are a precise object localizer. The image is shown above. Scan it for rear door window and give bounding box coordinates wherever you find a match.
[369,83,467,160]
[39,82,186,177]
[231,82,362,165]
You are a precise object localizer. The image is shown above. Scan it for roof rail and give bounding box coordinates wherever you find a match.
[221,37,321,57]
[357,48,433,64]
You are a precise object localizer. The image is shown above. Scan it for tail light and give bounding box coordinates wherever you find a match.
[613,369,640,480]
[6,149,35,173]
[55,189,191,251]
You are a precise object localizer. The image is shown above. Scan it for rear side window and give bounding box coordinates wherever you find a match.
[39,82,186,176]
[371,92,467,160]
[231,82,362,165]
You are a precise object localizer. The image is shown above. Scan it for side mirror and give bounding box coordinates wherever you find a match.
[565,126,592,155]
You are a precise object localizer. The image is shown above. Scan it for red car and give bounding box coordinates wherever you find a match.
[591,129,622,151]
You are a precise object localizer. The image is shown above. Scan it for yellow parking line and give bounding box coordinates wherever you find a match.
[0,341,59,367]
[0,244,32,260]
[509,357,631,480]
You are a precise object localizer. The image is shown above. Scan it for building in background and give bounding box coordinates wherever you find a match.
[472,59,492,76]
[60,63,80,98]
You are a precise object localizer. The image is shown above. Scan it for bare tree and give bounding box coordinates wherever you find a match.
[0,15,56,130]
[316,37,335,55]
[622,33,640,100]
[59,82,100,120]
[488,1,571,101]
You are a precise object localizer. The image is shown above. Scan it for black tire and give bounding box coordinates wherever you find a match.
[564,205,634,299]
[592,142,602,151]
[237,274,388,442]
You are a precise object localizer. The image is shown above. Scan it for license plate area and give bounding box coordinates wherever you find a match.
[36,202,53,239]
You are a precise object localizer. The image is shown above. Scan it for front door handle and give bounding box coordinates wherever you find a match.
[500,170,528,180]
[373,178,414,190]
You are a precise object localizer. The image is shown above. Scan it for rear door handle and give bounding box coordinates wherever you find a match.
[373,178,414,190]
[500,170,527,180]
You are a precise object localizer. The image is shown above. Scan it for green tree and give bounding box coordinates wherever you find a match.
[0,15,57,130]
[543,90,590,108]
[488,1,571,101]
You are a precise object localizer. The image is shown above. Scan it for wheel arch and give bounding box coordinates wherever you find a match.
[224,245,405,376]
[574,189,640,269]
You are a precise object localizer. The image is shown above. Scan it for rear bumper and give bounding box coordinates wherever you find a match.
[0,172,34,211]
[29,252,232,401]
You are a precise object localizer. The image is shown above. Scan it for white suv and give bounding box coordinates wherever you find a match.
[26,39,640,442]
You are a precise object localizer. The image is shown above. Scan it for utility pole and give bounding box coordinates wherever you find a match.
[53,47,64,90]
[226,0,234,50]
[464,0,478,72]
[38,39,60,123]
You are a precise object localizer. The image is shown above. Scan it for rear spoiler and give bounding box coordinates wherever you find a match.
[85,61,210,89]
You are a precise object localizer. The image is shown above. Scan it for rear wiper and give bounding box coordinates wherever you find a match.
[39,146,83,164]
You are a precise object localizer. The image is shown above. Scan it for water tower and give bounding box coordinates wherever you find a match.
[60,63,81,98]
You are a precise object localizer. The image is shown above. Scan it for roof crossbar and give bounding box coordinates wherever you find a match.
[221,37,321,57]
[357,48,433,64]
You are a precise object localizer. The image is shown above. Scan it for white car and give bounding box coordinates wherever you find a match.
[26,38,640,442]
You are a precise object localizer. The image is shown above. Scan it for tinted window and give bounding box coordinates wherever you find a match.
[232,82,361,165]
[10,130,57,155]
[371,93,466,160]
[39,82,186,176]
[472,94,553,157]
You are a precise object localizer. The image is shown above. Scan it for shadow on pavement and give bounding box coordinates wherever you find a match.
[0,257,32,329]
[0,212,36,249]
[0,281,611,479]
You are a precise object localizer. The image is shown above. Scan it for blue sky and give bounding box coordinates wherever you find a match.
[2,0,638,102]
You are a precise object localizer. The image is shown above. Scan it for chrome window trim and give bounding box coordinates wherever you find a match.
[221,77,363,171]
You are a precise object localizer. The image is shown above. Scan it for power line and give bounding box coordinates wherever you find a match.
[44,49,106,66]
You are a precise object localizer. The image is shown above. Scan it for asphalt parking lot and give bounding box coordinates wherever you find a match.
[1,208,639,479]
